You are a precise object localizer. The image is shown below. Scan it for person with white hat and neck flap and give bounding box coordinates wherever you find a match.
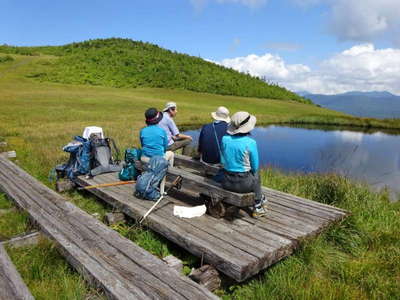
[158,102,193,152]
[198,106,230,166]
[220,111,267,218]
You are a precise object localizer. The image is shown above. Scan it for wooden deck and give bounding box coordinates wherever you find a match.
[0,244,34,300]
[0,156,217,300]
[76,155,349,282]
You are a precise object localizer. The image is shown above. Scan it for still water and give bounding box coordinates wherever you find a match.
[184,125,400,200]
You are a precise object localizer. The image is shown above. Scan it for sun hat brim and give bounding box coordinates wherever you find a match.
[211,112,231,123]
[227,115,256,135]
[146,112,163,125]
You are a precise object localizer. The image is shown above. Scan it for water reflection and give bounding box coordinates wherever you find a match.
[184,125,400,200]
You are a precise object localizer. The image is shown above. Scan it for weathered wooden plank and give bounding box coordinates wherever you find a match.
[2,232,43,249]
[268,195,342,221]
[0,157,218,299]
[263,187,348,216]
[0,160,218,299]
[0,244,34,300]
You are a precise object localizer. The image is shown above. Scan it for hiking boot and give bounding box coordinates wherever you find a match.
[252,205,267,218]
[252,197,267,218]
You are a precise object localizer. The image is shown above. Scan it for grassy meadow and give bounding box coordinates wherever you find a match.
[0,53,399,299]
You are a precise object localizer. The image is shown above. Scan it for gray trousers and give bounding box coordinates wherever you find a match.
[167,138,191,152]
[221,170,263,204]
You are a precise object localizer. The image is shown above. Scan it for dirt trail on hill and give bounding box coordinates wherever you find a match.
[0,58,33,78]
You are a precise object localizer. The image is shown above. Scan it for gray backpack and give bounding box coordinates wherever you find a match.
[89,137,122,176]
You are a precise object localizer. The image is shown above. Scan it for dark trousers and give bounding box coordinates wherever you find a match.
[167,138,191,152]
[221,170,262,203]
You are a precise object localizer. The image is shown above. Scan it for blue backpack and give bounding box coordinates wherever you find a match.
[56,136,91,181]
[134,156,169,201]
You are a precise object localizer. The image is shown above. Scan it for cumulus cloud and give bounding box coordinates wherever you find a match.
[293,0,400,45]
[215,44,400,95]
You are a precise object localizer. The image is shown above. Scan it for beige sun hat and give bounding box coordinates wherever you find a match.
[211,106,231,123]
[227,111,257,135]
[163,101,177,112]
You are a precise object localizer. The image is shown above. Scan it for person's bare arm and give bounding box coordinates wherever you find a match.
[174,133,193,141]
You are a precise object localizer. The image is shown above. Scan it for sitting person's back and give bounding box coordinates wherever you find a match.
[220,111,267,218]
[140,124,168,158]
[198,106,230,165]
[139,108,174,197]
[221,134,258,172]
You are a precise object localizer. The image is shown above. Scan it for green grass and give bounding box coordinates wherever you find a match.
[0,38,309,103]
[0,53,399,299]
[7,240,104,300]
[0,193,30,240]
[222,171,400,299]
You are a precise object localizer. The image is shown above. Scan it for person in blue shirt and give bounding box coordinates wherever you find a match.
[198,106,230,166]
[140,107,174,195]
[221,111,267,218]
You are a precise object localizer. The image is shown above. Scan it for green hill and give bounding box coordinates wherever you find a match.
[0,38,309,103]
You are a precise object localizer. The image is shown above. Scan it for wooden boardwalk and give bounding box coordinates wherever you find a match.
[0,156,217,300]
[0,244,34,300]
[76,156,348,282]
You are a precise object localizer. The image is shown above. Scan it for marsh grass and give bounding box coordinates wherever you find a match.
[0,193,30,240]
[223,171,400,299]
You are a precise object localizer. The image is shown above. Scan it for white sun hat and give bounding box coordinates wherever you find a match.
[211,106,231,123]
[227,111,256,135]
[163,101,177,112]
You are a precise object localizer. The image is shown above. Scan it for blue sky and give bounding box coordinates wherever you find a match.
[1,0,400,94]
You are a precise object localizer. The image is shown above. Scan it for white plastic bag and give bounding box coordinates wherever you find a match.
[173,205,206,218]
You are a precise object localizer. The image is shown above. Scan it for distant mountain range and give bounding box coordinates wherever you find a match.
[300,91,400,119]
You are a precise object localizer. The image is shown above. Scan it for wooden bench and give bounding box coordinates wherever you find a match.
[0,156,217,300]
[0,244,34,300]
[138,159,254,207]
[167,167,254,207]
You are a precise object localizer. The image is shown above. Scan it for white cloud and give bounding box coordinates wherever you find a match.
[215,44,400,95]
[293,0,400,45]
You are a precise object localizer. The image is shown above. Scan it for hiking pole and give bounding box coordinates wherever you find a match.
[78,180,136,190]
[139,175,183,225]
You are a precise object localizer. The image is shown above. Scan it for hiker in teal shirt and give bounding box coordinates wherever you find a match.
[221,111,267,218]
[140,108,174,194]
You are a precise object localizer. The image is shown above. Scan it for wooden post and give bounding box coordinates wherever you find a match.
[189,265,221,292]
[162,255,183,274]
[104,212,125,225]
[55,179,75,192]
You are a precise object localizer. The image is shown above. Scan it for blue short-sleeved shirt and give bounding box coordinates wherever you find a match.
[221,135,259,173]
[158,112,179,146]
[140,125,168,157]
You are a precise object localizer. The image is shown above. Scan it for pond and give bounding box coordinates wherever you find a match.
[183,125,400,201]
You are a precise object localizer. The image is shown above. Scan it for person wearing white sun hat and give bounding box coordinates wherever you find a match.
[220,111,267,218]
[158,102,193,152]
[198,106,230,166]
